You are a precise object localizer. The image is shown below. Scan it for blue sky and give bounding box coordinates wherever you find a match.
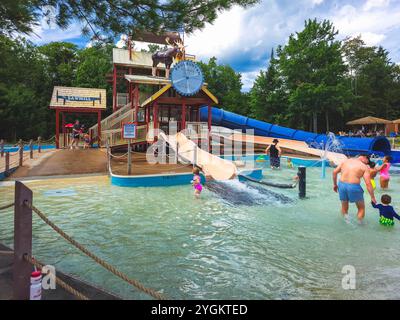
[29,0,400,91]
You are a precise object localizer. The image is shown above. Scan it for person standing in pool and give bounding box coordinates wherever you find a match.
[371,194,400,227]
[333,155,376,222]
[265,139,282,169]
[192,167,203,198]
[376,156,392,190]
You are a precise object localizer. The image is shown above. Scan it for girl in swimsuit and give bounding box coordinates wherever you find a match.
[377,156,392,190]
[369,161,378,190]
[192,167,203,198]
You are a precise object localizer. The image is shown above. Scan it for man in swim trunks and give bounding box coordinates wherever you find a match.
[332,155,376,222]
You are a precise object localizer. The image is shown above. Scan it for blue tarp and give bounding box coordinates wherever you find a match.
[200,107,392,158]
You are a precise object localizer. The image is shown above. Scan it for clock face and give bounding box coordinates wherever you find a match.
[170,60,204,96]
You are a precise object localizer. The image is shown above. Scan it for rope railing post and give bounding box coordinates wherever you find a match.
[37,136,41,153]
[5,152,10,176]
[0,139,4,157]
[29,139,33,159]
[298,166,306,199]
[13,181,33,300]
[18,139,23,167]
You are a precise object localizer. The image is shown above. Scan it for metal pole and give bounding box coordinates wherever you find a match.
[18,139,23,167]
[127,139,131,175]
[29,140,33,159]
[13,181,33,300]
[321,159,326,179]
[298,166,306,199]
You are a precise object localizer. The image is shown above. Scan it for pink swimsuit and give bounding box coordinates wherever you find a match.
[380,163,391,180]
[193,174,203,192]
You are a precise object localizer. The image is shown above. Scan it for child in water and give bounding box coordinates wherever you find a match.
[191,167,203,198]
[369,161,378,190]
[287,158,294,169]
[371,194,400,226]
[376,156,392,190]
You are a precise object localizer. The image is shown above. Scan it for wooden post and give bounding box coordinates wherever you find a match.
[207,105,212,152]
[37,137,41,153]
[29,140,33,159]
[113,66,117,112]
[55,109,60,149]
[13,181,33,300]
[62,113,66,148]
[182,103,186,131]
[97,110,102,147]
[18,140,23,166]
[127,139,132,175]
[0,139,4,157]
[298,166,306,199]
[5,152,10,176]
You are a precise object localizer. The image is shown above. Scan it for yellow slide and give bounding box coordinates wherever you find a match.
[159,132,237,180]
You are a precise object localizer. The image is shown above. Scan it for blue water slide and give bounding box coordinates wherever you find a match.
[200,107,393,159]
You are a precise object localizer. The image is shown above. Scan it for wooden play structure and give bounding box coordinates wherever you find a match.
[89,32,215,151]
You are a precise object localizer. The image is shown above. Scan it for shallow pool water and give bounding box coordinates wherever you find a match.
[1,166,400,300]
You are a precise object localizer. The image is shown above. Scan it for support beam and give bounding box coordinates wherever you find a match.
[55,109,60,149]
[207,105,212,152]
[97,111,102,147]
[62,112,66,148]
[113,66,117,112]
[182,103,186,131]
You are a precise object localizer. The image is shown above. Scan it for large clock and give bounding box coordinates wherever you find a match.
[170,60,204,96]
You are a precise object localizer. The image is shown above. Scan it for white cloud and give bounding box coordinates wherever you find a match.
[363,0,390,11]
[241,70,262,91]
[357,32,387,46]
[28,18,82,44]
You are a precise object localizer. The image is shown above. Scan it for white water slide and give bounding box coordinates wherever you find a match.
[159,132,238,180]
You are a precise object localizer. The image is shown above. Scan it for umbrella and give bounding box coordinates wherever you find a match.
[65,123,74,128]
[346,116,392,125]
[392,119,400,124]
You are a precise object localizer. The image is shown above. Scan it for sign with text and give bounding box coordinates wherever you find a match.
[122,123,137,139]
[50,86,106,109]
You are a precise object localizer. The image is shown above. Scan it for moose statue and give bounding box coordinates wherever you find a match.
[152,37,185,78]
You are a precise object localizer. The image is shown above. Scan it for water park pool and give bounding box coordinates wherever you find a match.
[1,166,400,300]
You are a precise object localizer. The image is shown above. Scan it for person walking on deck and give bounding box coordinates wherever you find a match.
[69,120,81,150]
[333,155,376,222]
[265,139,282,169]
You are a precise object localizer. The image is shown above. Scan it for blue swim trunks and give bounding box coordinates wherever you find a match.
[338,181,364,203]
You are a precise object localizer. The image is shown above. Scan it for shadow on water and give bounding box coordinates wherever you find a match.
[206,179,293,206]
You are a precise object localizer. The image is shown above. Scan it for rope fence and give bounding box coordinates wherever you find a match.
[25,201,166,300]
[0,203,14,211]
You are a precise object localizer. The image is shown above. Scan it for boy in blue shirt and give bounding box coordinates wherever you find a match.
[371,194,400,226]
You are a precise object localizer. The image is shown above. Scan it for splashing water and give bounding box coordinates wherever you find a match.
[309,132,344,179]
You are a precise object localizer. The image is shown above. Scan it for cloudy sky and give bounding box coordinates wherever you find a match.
[29,0,400,91]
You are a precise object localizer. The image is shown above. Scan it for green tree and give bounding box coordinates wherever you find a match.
[0,36,51,140]
[250,48,288,124]
[1,0,259,39]
[276,19,352,132]
[343,37,400,121]
[198,57,249,115]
